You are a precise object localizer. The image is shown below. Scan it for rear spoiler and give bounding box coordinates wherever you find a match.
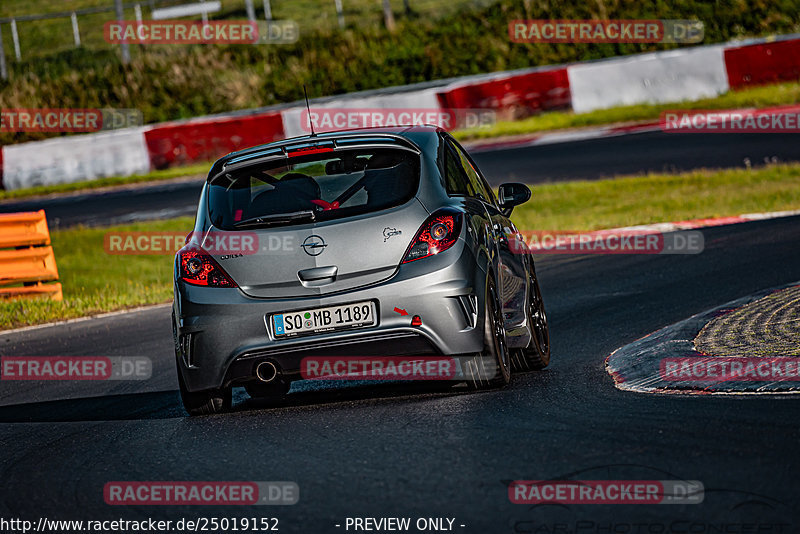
[207,133,421,185]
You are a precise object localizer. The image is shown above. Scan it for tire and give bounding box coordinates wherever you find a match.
[177,369,232,415]
[513,265,550,371]
[173,312,232,416]
[465,277,511,389]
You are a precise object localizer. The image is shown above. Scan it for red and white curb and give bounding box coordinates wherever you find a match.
[3,33,800,190]
[466,102,800,153]
[465,121,661,152]
[605,282,800,395]
[603,209,800,395]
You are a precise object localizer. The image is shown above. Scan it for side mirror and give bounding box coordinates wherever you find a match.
[498,183,531,216]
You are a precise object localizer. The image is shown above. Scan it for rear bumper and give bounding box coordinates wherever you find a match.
[174,242,486,392]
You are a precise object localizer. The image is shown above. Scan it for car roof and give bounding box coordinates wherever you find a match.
[208,125,444,178]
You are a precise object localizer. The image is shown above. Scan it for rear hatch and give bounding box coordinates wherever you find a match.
[205,141,428,298]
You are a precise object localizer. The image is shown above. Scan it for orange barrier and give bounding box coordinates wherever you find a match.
[0,210,62,300]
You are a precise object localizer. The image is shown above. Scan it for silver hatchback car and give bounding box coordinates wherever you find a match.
[172,126,550,415]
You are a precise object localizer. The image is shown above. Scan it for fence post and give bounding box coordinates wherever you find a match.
[134,4,145,49]
[381,0,395,32]
[114,0,131,65]
[335,0,345,28]
[10,20,20,61]
[263,0,273,20]
[200,0,210,41]
[71,12,82,47]
[0,24,7,81]
[244,0,256,21]
[134,4,143,27]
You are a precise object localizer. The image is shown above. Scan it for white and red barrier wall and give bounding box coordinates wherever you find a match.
[1,34,799,190]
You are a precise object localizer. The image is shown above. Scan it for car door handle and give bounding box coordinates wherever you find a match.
[298,266,338,282]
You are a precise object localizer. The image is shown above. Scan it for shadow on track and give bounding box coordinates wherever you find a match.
[0,379,502,422]
[240,380,466,414]
[0,392,185,422]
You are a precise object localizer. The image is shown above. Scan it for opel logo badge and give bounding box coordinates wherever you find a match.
[301,235,327,256]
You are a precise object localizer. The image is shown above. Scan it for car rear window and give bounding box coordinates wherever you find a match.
[207,148,420,230]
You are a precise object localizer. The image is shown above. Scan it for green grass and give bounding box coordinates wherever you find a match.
[0,0,493,62]
[455,81,800,141]
[0,163,210,201]
[510,163,800,231]
[0,217,193,330]
[2,162,800,330]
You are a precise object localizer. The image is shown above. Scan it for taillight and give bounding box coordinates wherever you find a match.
[178,248,237,287]
[402,209,463,263]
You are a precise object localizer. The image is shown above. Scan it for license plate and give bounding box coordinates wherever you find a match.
[271,301,377,337]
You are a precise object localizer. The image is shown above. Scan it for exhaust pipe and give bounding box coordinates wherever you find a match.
[255,361,279,383]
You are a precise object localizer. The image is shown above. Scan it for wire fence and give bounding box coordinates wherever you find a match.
[0,0,494,80]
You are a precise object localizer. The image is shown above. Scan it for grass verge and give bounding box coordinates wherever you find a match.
[2,163,799,330]
[0,217,193,330]
[455,81,800,141]
[509,163,800,231]
[3,80,800,202]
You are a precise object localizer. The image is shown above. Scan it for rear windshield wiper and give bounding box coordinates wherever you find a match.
[232,210,316,228]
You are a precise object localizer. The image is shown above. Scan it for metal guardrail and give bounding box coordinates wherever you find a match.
[0,210,63,301]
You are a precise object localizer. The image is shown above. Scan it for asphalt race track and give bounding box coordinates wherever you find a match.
[3,130,800,229]
[470,130,800,182]
[2,215,800,531]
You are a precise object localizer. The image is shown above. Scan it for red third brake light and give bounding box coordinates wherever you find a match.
[178,248,237,287]
[286,145,334,157]
[402,209,463,263]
